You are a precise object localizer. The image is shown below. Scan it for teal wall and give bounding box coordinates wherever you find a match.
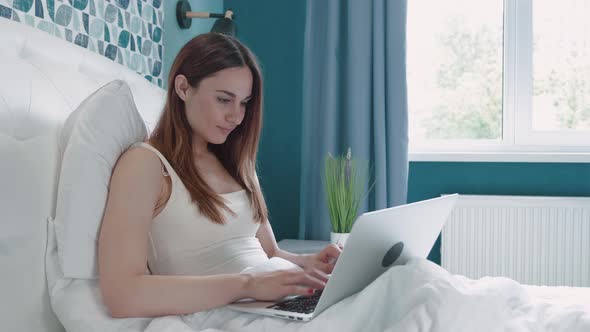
[225,0,306,241]
[162,0,223,88]
[409,162,590,263]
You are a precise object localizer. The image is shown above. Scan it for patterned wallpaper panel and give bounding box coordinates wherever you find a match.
[0,0,164,87]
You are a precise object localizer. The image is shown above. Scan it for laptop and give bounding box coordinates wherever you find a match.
[227,194,459,321]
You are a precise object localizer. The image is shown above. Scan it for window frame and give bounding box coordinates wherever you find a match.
[409,0,590,162]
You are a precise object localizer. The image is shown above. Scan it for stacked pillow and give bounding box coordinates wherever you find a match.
[54,80,148,279]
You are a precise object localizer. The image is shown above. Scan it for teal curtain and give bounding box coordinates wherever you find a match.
[299,0,409,240]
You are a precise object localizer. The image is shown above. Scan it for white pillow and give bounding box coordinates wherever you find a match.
[0,133,63,332]
[54,80,147,279]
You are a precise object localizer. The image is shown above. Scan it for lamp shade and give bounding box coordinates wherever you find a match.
[211,18,237,37]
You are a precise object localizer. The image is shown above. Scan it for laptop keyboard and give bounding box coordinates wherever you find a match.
[267,290,323,314]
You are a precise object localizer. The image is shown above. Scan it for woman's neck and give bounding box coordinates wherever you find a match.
[192,137,210,159]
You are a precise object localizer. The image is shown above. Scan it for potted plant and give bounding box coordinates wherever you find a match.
[323,147,373,246]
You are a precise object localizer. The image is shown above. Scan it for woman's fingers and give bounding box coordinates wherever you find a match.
[284,269,326,289]
[305,266,330,283]
[285,285,317,297]
[319,245,342,263]
[314,261,334,275]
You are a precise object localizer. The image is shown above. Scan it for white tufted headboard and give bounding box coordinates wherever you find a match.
[0,17,166,332]
[0,18,165,139]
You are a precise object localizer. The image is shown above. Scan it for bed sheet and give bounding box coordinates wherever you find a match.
[48,258,590,332]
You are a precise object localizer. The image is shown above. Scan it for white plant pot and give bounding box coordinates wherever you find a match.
[330,232,350,247]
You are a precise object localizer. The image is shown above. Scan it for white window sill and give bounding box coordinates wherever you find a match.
[409,152,590,163]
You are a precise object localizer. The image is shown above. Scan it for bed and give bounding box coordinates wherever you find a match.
[1,16,590,332]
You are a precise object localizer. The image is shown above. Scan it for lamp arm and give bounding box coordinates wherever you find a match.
[186,10,234,20]
[176,0,236,32]
[185,12,213,19]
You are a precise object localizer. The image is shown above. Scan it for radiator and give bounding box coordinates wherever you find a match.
[441,195,590,287]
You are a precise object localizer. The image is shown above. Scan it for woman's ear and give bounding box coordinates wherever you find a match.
[174,74,191,101]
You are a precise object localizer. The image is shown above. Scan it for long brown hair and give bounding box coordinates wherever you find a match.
[149,33,267,224]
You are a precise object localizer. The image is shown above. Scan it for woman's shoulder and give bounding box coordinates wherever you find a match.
[121,142,159,162]
[105,143,166,210]
[113,143,163,182]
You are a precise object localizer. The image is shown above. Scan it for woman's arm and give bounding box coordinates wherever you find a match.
[99,149,322,318]
[98,148,248,317]
[256,222,342,280]
[255,221,309,266]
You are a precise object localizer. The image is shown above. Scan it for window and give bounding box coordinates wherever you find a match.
[407,0,590,160]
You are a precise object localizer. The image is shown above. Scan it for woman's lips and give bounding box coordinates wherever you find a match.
[218,126,233,135]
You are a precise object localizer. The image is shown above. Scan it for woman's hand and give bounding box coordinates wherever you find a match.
[301,244,343,283]
[243,269,326,302]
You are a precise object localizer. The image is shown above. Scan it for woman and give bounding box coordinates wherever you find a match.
[97,33,341,318]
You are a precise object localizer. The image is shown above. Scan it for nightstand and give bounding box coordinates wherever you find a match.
[277,239,331,254]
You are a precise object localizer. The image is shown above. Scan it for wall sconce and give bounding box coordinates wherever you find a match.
[176,0,237,37]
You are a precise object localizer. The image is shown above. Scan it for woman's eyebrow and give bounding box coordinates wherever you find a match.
[216,90,252,101]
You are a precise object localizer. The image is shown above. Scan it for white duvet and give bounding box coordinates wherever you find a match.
[48,256,590,332]
[45,214,590,332]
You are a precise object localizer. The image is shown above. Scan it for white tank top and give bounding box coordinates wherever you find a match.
[132,143,269,276]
